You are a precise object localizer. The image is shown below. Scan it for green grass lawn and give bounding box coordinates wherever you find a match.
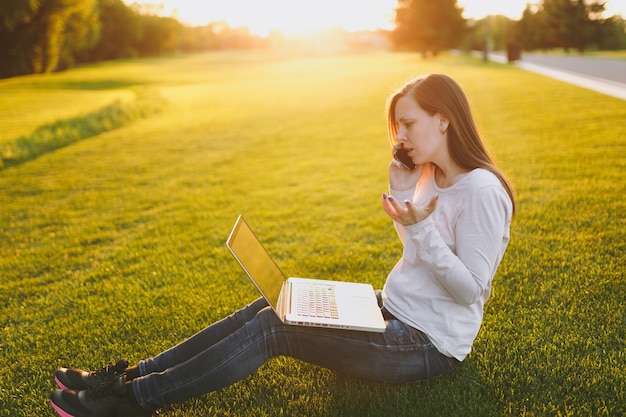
[0,51,624,417]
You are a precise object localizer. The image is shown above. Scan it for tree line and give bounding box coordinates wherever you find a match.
[0,0,265,79]
[516,0,625,51]
[1,0,625,79]
[393,0,626,56]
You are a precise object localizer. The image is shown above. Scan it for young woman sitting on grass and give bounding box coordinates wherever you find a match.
[49,73,515,417]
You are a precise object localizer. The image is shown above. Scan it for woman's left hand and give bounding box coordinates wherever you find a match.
[382,193,438,226]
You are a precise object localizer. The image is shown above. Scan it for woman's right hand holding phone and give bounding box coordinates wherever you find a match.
[389,144,421,191]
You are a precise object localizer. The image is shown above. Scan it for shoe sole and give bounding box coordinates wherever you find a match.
[54,375,69,390]
[49,398,75,417]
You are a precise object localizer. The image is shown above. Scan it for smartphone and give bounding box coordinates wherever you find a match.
[393,147,416,170]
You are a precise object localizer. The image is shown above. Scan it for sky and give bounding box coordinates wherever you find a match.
[129,0,626,36]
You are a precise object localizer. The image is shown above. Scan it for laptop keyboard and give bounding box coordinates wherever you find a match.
[295,283,339,319]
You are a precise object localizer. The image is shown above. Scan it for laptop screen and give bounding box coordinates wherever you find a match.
[226,216,286,308]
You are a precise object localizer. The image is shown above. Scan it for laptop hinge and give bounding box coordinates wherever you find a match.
[278,281,292,319]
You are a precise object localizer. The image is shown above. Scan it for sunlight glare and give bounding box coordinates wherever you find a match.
[132,0,626,36]
[140,0,396,36]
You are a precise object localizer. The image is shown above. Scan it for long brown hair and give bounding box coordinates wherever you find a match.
[386,73,516,215]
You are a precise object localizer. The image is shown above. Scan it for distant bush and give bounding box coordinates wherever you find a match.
[0,89,165,169]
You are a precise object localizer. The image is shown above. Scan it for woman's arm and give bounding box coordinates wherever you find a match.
[404,185,511,305]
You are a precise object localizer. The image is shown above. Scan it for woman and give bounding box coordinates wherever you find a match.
[50,73,514,417]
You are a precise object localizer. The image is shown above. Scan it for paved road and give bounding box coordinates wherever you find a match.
[490,52,626,100]
[519,53,626,85]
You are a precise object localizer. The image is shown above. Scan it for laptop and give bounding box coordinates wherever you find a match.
[226,215,386,333]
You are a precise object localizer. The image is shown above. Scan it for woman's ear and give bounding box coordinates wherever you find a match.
[439,115,449,133]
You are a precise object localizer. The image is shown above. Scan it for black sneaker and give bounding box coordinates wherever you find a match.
[55,359,129,390]
[49,375,153,417]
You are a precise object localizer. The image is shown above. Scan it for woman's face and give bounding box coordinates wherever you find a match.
[394,94,444,166]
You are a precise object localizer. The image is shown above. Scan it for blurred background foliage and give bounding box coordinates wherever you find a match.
[0,0,625,79]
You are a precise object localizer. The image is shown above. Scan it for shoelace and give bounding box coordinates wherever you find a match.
[86,376,124,400]
[88,360,127,381]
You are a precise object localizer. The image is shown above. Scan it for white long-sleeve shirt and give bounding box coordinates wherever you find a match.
[382,164,512,361]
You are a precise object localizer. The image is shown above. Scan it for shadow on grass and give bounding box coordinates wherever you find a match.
[4,77,150,91]
[0,89,165,170]
[326,360,502,417]
[172,357,503,417]
[37,79,150,90]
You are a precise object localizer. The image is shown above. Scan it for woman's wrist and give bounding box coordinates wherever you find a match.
[389,187,415,198]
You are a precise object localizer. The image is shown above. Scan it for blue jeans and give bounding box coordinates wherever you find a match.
[132,293,460,410]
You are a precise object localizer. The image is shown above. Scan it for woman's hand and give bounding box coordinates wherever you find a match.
[389,144,421,191]
[382,193,438,226]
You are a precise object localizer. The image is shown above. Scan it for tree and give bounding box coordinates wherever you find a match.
[82,0,142,61]
[545,0,582,51]
[0,0,99,78]
[0,0,43,32]
[392,0,466,56]
[57,0,101,69]
[518,3,549,50]
[83,1,189,61]
[0,1,41,77]
[464,15,519,52]
[135,14,183,56]
[595,15,626,50]
[520,0,607,52]
[178,24,223,53]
